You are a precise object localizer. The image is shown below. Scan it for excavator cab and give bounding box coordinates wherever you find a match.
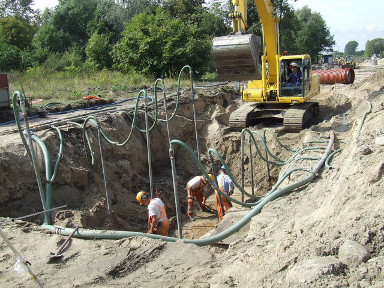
[280,60,303,97]
[279,57,314,101]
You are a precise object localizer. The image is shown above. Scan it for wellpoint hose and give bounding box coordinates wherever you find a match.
[13,91,49,223]
[12,65,337,246]
[42,132,334,245]
[13,86,336,243]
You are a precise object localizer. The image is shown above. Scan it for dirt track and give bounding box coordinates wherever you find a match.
[0,59,383,287]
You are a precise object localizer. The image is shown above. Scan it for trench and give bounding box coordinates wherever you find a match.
[2,69,267,239]
[0,66,343,244]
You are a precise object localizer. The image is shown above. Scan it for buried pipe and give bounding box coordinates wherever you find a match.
[42,132,334,246]
[312,68,355,84]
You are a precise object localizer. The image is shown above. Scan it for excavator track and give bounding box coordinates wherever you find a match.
[229,103,258,129]
[283,102,319,132]
[229,102,319,132]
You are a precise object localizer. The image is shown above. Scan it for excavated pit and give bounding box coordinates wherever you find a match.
[1,61,384,287]
[0,85,281,238]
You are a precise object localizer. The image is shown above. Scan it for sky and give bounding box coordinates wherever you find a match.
[32,0,58,11]
[33,0,384,52]
[291,0,383,52]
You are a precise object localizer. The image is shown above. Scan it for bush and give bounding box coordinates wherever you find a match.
[42,46,84,72]
[85,32,113,69]
[112,7,211,78]
[0,44,21,71]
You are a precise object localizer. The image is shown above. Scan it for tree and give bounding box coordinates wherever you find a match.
[32,23,72,54]
[0,16,35,49]
[48,0,98,52]
[86,32,113,69]
[295,6,334,60]
[86,0,128,44]
[0,26,21,71]
[273,0,300,53]
[0,0,36,21]
[365,38,384,57]
[162,0,204,20]
[242,0,301,53]
[112,7,211,78]
[344,41,358,55]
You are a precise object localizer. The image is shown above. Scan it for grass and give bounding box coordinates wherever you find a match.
[7,68,194,110]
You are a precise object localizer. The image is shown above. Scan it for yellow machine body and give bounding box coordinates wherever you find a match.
[212,0,320,130]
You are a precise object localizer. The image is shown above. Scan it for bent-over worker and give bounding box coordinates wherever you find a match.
[216,165,234,221]
[136,191,169,236]
[186,174,214,221]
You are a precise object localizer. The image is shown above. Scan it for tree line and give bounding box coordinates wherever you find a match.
[0,0,346,78]
[344,39,384,57]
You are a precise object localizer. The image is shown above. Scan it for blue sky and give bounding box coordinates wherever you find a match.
[34,0,383,52]
[291,0,384,52]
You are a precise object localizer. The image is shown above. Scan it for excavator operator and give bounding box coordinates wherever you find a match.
[288,62,302,87]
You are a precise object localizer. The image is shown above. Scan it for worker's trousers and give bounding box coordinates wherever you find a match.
[187,188,207,217]
[215,193,232,221]
[155,218,169,236]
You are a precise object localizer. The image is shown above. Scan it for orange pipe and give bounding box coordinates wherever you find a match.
[312,68,355,84]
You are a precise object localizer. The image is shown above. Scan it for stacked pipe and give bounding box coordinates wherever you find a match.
[312,68,355,84]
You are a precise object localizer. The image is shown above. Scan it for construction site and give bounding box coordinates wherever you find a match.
[0,57,382,287]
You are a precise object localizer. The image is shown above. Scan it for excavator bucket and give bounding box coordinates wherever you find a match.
[212,34,262,81]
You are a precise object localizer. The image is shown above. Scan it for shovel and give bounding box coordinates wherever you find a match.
[48,226,79,260]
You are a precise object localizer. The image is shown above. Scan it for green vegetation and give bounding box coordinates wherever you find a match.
[1,0,366,106]
[365,38,384,58]
[8,68,185,108]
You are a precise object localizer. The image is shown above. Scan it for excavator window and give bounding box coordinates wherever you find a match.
[302,59,311,95]
[280,60,303,97]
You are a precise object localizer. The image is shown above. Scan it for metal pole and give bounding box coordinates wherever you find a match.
[144,91,154,198]
[189,68,200,161]
[241,132,245,202]
[0,228,44,287]
[249,134,254,195]
[170,149,182,238]
[263,130,271,183]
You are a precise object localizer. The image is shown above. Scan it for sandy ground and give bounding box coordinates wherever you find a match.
[0,59,383,287]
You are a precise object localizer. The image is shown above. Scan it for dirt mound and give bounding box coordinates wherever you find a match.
[0,63,383,287]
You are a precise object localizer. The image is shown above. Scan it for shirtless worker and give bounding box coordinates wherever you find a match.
[186,174,215,221]
[136,191,169,236]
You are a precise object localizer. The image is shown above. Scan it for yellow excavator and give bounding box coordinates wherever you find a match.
[212,0,320,131]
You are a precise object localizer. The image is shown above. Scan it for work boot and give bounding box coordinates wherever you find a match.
[202,206,215,213]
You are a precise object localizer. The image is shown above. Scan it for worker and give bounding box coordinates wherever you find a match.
[186,174,215,221]
[288,62,302,87]
[215,165,234,221]
[136,191,169,236]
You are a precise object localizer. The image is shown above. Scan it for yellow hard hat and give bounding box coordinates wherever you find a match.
[136,191,148,205]
[208,174,214,181]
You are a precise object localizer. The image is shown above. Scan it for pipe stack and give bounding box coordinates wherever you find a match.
[312,68,355,84]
